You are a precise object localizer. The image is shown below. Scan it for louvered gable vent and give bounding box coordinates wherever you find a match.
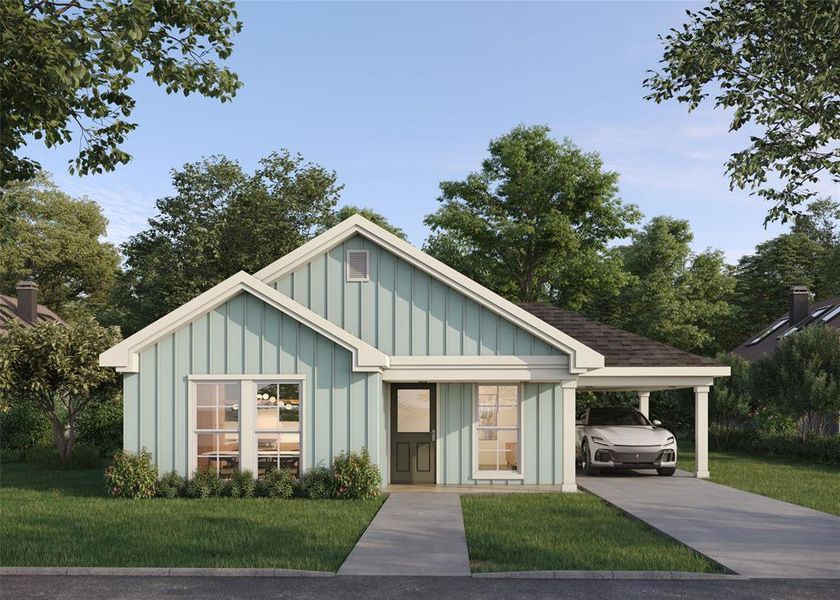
[346,249,369,281]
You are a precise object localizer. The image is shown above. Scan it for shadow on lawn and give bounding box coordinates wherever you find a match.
[0,463,107,497]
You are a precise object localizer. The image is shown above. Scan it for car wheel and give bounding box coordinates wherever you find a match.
[657,467,676,476]
[582,440,600,476]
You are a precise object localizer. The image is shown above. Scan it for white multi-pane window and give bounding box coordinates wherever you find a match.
[255,381,301,478]
[475,384,520,475]
[195,382,241,478]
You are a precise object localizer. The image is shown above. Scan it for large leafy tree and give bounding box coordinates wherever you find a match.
[424,125,640,307]
[596,217,736,355]
[0,0,242,183]
[321,205,407,240]
[0,173,120,312]
[644,0,840,222]
[731,199,840,344]
[0,317,121,463]
[114,151,342,333]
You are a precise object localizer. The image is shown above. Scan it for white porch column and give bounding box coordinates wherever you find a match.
[694,385,710,479]
[638,391,650,418]
[561,381,578,492]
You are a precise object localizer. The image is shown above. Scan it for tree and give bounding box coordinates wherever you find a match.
[115,151,342,333]
[424,125,640,307]
[644,0,840,222]
[322,205,407,239]
[0,173,120,312]
[597,216,735,355]
[731,199,840,344]
[0,317,121,463]
[751,326,840,437]
[1,0,242,183]
[709,352,753,447]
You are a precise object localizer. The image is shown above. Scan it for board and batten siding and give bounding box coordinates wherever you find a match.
[271,234,561,357]
[122,292,383,476]
[438,382,569,485]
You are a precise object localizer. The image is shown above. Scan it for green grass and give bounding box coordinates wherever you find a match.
[0,462,384,570]
[460,492,723,573]
[678,442,840,516]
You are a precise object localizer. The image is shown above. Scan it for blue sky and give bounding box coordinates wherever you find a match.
[26,0,797,263]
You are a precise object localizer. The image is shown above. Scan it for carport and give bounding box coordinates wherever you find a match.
[520,304,731,479]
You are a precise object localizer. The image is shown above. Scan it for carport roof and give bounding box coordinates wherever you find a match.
[520,303,720,368]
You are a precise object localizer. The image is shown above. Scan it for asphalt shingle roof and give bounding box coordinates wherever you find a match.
[519,303,719,368]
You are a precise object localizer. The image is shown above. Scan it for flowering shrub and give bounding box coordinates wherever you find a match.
[105,448,158,499]
[332,448,381,499]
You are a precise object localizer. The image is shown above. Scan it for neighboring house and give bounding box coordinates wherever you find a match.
[734,286,840,434]
[0,281,65,334]
[733,286,840,362]
[100,216,728,489]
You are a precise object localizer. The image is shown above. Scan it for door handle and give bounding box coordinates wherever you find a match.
[431,429,436,442]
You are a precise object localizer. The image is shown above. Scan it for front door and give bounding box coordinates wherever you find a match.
[390,384,436,484]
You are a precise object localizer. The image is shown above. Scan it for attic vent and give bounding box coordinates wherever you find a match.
[346,250,369,282]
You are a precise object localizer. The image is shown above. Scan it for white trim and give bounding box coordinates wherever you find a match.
[581,367,730,377]
[578,366,729,391]
[189,374,307,381]
[384,355,574,382]
[253,215,604,373]
[100,271,389,373]
[471,383,524,481]
[435,382,442,485]
[345,249,370,282]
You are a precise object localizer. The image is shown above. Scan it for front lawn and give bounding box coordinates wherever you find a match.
[460,492,723,573]
[0,463,384,570]
[678,443,840,516]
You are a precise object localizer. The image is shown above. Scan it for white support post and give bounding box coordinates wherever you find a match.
[694,385,710,479]
[561,381,578,492]
[638,391,650,418]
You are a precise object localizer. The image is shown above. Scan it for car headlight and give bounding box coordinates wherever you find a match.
[591,436,613,446]
[664,436,675,445]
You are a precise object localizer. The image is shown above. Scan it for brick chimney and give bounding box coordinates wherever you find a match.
[16,281,38,324]
[790,286,810,325]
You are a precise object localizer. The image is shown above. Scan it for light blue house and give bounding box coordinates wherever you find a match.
[100,215,727,489]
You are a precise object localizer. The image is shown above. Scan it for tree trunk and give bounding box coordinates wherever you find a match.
[46,413,73,464]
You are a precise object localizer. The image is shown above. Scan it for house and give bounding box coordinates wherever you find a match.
[0,281,65,334]
[99,215,728,489]
[733,286,840,362]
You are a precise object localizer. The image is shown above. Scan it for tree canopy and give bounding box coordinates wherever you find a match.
[644,0,840,222]
[424,125,640,306]
[0,173,120,313]
[0,0,242,183]
[114,151,342,333]
[321,205,407,239]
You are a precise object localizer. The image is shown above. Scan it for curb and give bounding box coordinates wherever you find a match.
[472,570,749,580]
[0,567,334,578]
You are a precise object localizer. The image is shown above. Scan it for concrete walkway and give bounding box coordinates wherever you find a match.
[579,471,840,578]
[338,493,471,576]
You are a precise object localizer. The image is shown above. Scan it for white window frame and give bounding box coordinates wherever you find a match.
[345,249,370,282]
[188,374,306,478]
[472,383,525,480]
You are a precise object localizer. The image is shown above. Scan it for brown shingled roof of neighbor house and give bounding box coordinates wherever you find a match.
[519,303,720,368]
[0,294,65,333]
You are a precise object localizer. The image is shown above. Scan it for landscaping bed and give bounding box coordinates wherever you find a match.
[460,492,723,573]
[678,443,840,516]
[0,463,384,570]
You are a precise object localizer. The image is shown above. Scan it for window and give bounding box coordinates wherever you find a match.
[346,249,369,281]
[396,388,431,433]
[820,305,840,323]
[195,382,241,478]
[255,381,301,478]
[476,384,520,475]
[747,318,788,345]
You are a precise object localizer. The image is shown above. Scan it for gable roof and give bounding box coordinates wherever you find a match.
[733,295,840,362]
[0,294,65,333]
[255,215,604,372]
[519,303,720,368]
[100,272,389,373]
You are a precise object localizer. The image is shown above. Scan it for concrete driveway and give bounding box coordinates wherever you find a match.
[578,470,840,578]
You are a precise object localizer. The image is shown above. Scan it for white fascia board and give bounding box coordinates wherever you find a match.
[253,214,605,372]
[578,366,730,392]
[581,366,731,378]
[99,271,388,373]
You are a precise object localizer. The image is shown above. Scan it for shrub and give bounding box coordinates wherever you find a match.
[710,427,840,465]
[0,400,52,457]
[299,465,335,499]
[0,448,21,463]
[185,468,224,498]
[256,468,296,499]
[76,392,123,455]
[225,469,257,498]
[26,444,102,470]
[332,448,381,499]
[105,448,158,498]
[156,471,186,498]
